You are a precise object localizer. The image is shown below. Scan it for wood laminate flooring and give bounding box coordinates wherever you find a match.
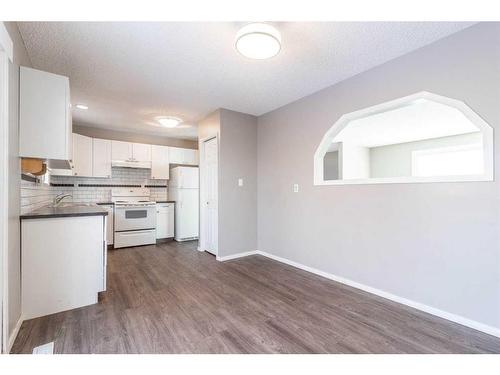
[11,241,500,353]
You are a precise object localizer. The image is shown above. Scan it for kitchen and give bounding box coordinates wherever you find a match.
[18,65,201,320]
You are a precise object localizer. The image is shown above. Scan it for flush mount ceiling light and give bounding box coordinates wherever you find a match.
[235,23,281,60]
[75,104,88,110]
[157,116,183,128]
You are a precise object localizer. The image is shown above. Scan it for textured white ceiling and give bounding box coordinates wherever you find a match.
[17,22,474,140]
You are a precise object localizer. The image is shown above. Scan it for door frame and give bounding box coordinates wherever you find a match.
[0,22,13,354]
[199,135,218,256]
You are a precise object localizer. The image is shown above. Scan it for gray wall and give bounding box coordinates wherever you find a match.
[323,151,339,180]
[219,109,258,257]
[257,23,500,330]
[73,124,198,149]
[4,21,32,341]
[198,109,257,258]
[370,132,482,178]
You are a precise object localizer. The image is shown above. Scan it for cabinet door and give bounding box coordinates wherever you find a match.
[166,204,175,238]
[19,67,71,161]
[184,149,199,165]
[132,143,152,162]
[72,133,93,177]
[169,147,184,164]
[151,145,170,179]
[156,205,168,239]
[112,140,132,161]
[102,205,114,245]
[93,138,112,178]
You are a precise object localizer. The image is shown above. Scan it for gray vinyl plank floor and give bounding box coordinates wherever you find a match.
[11,240,500,354]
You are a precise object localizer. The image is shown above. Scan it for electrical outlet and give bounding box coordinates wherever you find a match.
[293,183,299,193]
[238,178,243,187]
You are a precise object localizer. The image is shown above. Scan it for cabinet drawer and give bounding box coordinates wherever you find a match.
[114,229,156,248]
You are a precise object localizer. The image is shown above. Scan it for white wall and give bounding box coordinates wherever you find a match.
[370,132,482,178]
[4,21,31,347]
[257,23,500,332]
[340,143,370,179]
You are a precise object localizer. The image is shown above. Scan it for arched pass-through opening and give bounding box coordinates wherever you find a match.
[314,92,494,186]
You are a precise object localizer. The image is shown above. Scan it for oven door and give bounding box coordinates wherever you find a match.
[114,205,157,232]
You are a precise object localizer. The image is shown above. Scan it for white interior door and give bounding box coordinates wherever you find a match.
[201,137,218,255]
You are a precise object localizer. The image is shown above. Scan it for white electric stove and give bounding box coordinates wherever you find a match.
[111,188,157,248]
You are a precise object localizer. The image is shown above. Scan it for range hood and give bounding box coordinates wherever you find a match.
[112,160,151,169]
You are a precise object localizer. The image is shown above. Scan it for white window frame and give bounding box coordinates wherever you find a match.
[313,91,494,186]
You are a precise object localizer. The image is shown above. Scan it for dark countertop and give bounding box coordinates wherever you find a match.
[96,201,175,205]
[20,204,108,220]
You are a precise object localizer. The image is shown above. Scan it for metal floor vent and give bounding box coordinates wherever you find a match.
[32,342,54,354]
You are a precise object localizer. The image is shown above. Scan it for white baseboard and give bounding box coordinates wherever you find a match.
[216,251,258,262]
[7,316,23,354]
[254,250,500,339]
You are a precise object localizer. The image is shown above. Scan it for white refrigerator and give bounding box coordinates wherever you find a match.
[168,167,199,242]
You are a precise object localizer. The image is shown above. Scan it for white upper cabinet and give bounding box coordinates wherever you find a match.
[111,141,151,165]
[93,138,112,178]
[132,143,152,162]
[184,149,199,165]
[111,140,133,161]
[72,133,93,177]
[169,147,199,165]
[151,145,170,179]
[19,66,72,162]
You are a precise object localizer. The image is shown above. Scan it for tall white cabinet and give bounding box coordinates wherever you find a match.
[19,66,72,163]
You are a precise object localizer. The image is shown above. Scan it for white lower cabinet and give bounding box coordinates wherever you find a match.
[101,204,114,245]
[156,203,174,239]
[21,215,106,320]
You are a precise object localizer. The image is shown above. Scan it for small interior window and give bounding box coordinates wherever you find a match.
[314,92,494,185]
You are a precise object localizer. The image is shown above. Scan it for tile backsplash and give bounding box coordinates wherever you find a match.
[21,167,168,214]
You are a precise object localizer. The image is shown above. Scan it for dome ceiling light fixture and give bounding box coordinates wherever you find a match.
[235,23,281,60]
[157,116,183,128]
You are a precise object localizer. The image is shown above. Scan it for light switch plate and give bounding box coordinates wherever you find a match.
[293,183,299,193]
[238,178,243,187]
